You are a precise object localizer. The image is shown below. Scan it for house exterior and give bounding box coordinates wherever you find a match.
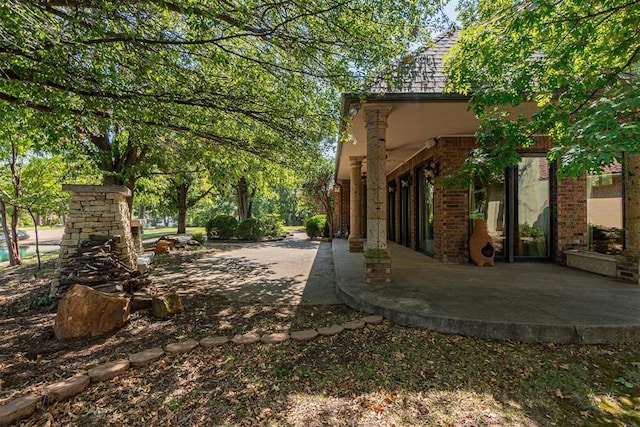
[333,31,598,283]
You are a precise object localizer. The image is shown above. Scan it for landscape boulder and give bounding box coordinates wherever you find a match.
[155,240,173,255]
[152,293,183,319]
[54,284,130,340]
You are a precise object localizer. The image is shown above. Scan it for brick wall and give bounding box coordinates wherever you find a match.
[433,137,476,263]
[332,180,351,236]
[386,136,476,263]
[556,175,588,263]
[341,134,587,265]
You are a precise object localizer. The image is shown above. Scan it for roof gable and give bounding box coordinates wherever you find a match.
[367,29,458,95]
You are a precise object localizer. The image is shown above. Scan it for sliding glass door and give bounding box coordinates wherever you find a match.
[470,155,553,261]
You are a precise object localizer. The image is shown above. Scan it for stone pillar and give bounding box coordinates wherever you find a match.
[363,106,392,283]
[58,185,136,269]
[130,219,146,254]
[348,156,364,252]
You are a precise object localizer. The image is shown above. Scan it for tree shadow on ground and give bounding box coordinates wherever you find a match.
[2,237,639,426]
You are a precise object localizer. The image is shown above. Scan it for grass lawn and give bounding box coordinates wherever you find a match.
[141,226,206,241]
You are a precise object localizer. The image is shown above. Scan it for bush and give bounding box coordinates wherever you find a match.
[191,232,206,244]
[262,214,284,237]
[236,217,264,241]
[322,221,330,238]
[206,215,237,240]
[304,214,326,238]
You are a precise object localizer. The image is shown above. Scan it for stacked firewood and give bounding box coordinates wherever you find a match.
[57,235,152,295]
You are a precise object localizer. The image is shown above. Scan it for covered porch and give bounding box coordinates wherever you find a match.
[332,237,640,343]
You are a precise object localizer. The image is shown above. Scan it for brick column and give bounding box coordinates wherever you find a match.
[617,152,640,283]
[363,106,392,283]
[348,157,364,252]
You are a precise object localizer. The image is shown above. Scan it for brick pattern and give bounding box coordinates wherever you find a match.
[365,261,392,283]
[556,176,588,263]
[348,238,364,252]
[58,185,136,269]
[333,179,351,236]
[338,133,589,266]
[433,137,475,263]
[616,258,640,283]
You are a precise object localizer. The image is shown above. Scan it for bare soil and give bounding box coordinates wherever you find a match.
[1,246,639,426]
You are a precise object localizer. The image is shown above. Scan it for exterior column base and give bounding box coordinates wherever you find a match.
[364,249,391,284]
[349,237,364,253]
[616,250,640,284]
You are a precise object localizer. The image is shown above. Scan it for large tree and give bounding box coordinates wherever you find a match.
[445,0,640,178]
[1,1,444,182]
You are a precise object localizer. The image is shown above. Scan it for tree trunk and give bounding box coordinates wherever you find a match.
[28,209,41,270]
[177,183,188,234]
[138,205,146,219]
[237,176,250,221]
[0,199,19,265]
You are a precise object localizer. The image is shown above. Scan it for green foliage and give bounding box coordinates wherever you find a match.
[519,223,545,239]
[206,215,238,240]
[1,0,443,197]
[304,214,326,239]
[322,221,330,238]
[445,0,640,179]
[191,232,206,244]
[236,217,264,241]
[262,214,284,238]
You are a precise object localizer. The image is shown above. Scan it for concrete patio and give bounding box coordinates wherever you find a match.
[332,238,640,344]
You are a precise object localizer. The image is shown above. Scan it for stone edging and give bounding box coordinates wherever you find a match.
[0,315,384,426]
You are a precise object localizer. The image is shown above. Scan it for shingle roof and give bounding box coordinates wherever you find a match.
[367,29,458,95]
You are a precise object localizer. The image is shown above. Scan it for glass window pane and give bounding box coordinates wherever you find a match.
[587,163,623,254]
[470,175,505,257]
[516,157,549,257]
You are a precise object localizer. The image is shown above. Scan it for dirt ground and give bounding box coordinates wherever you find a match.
[1,245,639,426]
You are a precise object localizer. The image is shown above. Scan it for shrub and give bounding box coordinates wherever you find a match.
[191,232,206,244]
[322,221,330,238]
[304,214,326,238]
[262,214,284,237]
[206,215,237,240]
[236,217,264,240]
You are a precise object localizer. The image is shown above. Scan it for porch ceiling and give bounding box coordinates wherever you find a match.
[336,100,479,181]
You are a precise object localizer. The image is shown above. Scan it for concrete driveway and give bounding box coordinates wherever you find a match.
[152,231,341,306]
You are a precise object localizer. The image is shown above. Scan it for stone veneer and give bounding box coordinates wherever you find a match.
[130,219,146,254]
[59,185,137,269]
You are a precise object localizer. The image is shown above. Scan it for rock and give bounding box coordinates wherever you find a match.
[231,332,261,344]
[0,394,41,426]
[362,315,384,325]
[129,347,164,367]
[342,320,366,330]
[200,336,230,347]
[290,329,319,342]
[317,325,344,336]
[136,252,154,273]
[88,360,130,383]
[155,240,172,255]
[42,375,90,402]
[54,284,130,340]
[261,332,290,344]
[165,339,199,354]
[152,293,183,319]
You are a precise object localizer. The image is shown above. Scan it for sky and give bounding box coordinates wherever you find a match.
[442,0,460,23]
